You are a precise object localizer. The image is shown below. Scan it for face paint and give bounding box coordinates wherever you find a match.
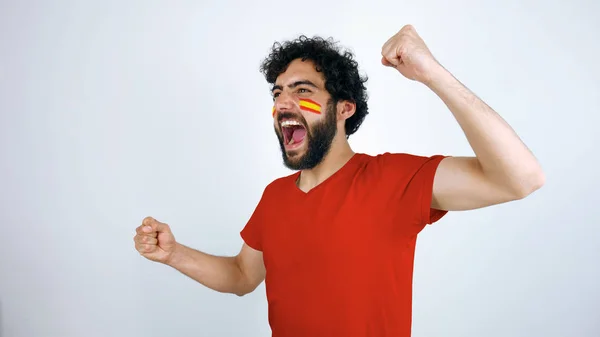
[271,98,322,117]
[299,98,321,114]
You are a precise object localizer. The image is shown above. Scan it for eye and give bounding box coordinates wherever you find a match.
[297,88,311,94]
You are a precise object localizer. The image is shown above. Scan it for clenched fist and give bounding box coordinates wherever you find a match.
[381,25,442,85]
[134,217,177,264]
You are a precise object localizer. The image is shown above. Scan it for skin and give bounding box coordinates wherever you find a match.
[133,24,545,296]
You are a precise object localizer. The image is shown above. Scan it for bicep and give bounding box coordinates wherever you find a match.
[235,243,266,291]
[432,156,517,211]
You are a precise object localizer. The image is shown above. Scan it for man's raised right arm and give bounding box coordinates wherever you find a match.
[133,217,265,297]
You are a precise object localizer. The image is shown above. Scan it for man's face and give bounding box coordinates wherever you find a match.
[271,59,338,170]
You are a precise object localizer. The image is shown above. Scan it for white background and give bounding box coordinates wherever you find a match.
[1,0,598,336]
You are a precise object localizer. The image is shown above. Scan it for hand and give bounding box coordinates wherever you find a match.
[134,216,177,264]
[381,25,441,84]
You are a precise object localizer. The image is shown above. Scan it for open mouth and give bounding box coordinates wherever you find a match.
[281,119,307,148]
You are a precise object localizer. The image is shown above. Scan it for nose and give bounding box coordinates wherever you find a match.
[274,91,296,113]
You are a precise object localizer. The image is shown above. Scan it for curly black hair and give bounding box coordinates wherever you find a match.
[259,35,369,137]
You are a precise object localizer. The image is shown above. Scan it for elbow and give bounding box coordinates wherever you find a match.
[233,274,259,297]
[234,284,257,297]
[512,168,546,199]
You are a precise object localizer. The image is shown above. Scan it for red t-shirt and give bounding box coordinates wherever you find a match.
[241,152,448,337]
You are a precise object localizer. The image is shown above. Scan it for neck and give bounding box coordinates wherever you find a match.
[297,136,355,192]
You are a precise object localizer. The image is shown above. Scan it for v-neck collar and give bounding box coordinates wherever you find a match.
[290,153,362,196]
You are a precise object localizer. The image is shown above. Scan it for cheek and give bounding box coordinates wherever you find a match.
[302,110,323,124]
[299,106,324,118]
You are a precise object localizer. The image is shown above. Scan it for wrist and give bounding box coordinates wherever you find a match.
[422,62,454,90]
[165,242,186,267]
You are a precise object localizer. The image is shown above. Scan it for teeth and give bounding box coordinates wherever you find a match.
[281,120,302,127]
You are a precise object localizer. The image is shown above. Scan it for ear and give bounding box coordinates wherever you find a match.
[337,100,356,121]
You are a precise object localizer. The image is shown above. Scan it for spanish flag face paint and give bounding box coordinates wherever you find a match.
[298,98,321,114]
[272,98,322,117]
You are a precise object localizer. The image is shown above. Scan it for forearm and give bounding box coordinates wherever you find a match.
[425,65,545,196]
[167,243,250,296]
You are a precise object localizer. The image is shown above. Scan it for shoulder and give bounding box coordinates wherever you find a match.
[359,152,447,175]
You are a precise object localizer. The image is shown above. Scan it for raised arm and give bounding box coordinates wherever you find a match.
[134,217,265,296]
[381,25,545,211]
[427,68,544,211]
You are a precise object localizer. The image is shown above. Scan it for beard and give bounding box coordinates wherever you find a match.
[274,99,337,171]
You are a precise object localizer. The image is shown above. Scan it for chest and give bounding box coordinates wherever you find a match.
[260,184,412,275]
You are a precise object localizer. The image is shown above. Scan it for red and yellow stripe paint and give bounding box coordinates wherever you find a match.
[272,98,322,117]
[298,98,321,114]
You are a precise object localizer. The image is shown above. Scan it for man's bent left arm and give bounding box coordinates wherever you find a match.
[426,67,545,211]
[381,25,545,211]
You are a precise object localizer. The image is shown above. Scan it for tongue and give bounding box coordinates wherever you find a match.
[292,128,306,143]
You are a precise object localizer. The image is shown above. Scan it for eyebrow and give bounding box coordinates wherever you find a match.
[271,80,319,93]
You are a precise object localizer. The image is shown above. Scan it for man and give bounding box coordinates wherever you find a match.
[133,25,544,336]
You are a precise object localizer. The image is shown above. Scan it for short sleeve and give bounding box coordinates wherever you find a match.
[373,152,448,230]
[240,186,270,251]
[413,155,448,225]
